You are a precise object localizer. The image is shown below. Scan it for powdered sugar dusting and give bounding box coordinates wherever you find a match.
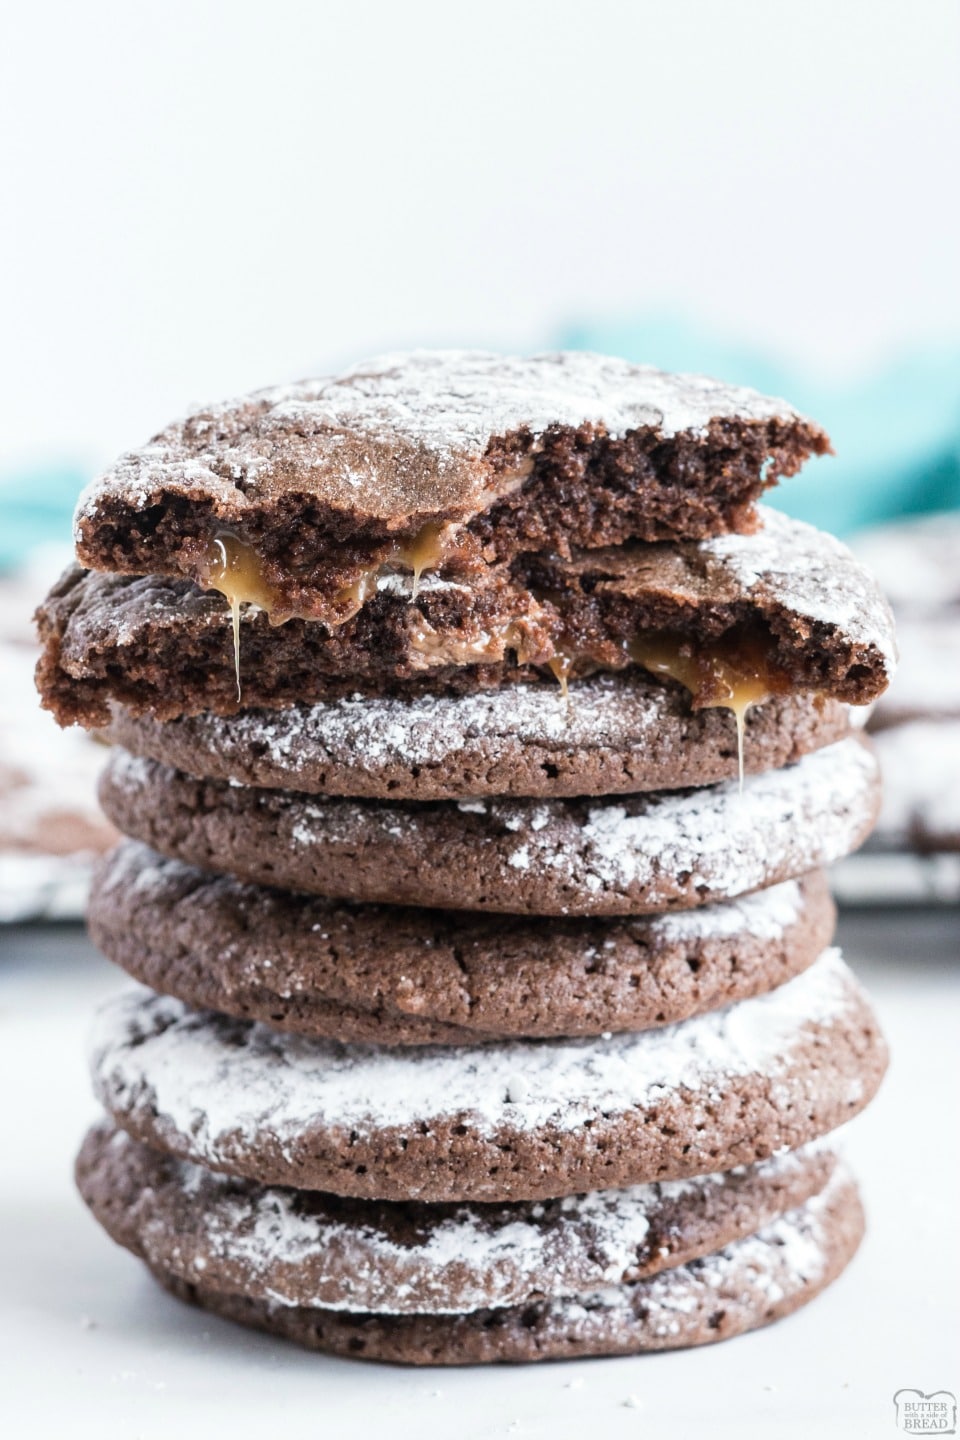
[157,674,678,773]
[489,1169,848,1347]
[90,948,860,1160]
[269,736,879,909]
[98,1123,835,1314]
[607,1169,840,1326]
[300,351,811,442]
[649,878,806,942]
[118,666,837,798]
[243,1168,853,1346]
[569,738,874,901]
[76,351,818,527]
[704,507,897,676]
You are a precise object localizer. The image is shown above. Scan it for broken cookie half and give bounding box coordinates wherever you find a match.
[74,350,830,627]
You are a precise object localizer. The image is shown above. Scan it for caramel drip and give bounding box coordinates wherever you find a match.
[547,653,574,698]
[390,522,452,596]
[197,521,457,694]
[199,535,284,699]
[629,636,776,790]
[334,519,455,618]
[198,519,455,642]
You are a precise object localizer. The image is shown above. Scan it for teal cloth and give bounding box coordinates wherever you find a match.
[559,316,960,535]
[0,467,86,570]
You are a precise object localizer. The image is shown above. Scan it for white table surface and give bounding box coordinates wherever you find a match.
[1,909,957,1440]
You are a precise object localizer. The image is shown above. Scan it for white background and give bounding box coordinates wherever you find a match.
[2,0,959,473]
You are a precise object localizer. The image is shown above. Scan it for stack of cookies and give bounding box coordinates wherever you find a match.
[37,352,897,1364]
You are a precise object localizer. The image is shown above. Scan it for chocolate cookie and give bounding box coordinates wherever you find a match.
[148,1171,864,1363]
[104,673,851,801]
[74,351,830,625]
[90,948,887,1202]
[89,845,835,1043]
[37,508,896,728]
[76,1119,837,1314]
[97,738,879,916]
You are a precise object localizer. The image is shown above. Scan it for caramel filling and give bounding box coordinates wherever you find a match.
[410,617,785,788]
[198,535,285,698]
[547,653,575,698]
[198,523,460,692]
[407,615,538,669]
[388,522,453,595]
[196,530,788,783]
[629,634,784,789]
[332,569,380,616]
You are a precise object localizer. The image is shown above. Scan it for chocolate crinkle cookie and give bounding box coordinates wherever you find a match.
[102,673,851,801]
[94,738,880,916]
[88,844,835,1043]
[77,1119,843,1320]
[37,507,894,727]
[73,350,830,624]
[88,949,886,1203]
[147,1170,863,1364]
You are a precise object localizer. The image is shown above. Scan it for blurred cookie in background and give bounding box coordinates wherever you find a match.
[870,720,960,854]
[833,512,960,905]
[851,510,960,619]
[866,617,960,730]
[0,553,117,922]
